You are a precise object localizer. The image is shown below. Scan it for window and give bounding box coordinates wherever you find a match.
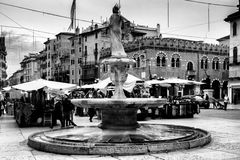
[233,22,237,36]
[103,64,109,72]
[187,62,193,71]
[78,58,82,64]
[233,47,238,64]
[156,56,160,66]
[78,37,81,44]
[205,59,208,69]
[103,64,106,72]
[71,49,75,54]
[72,70,74,75]
[201,59,204,69]
[84,46,87,56]
[171,54,180,68]
[140,55,146,67]
[201,57,208,69]
[212,57,219,70]
[223,58,229,70]
[171,58,175,67]
[176,58,180,67]
[71,60,75,65]
[162,56,166,67]
[79,47,81,52]
[137,57,140,68]
[85,36,87,42]
[71,40,74,47]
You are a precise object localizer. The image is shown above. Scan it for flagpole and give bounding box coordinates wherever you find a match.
[74,0,76,33]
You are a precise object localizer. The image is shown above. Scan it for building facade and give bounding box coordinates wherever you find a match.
[43,32,75,83]
[100,37,229,98]
[20,53,40,82]
[8,69,24,86]
[225,7,240,104]
[0,37,7,88]
[38,50,47,79]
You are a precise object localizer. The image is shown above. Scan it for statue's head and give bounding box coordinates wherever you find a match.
[112,4,120,13]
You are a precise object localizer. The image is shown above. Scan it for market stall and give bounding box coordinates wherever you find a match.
[11,79,77,127]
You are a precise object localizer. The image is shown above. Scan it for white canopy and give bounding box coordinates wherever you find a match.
[159,78,204,85]
[81,74,142,93]
[81,84,96,89]
[2,86,12,91]
[144,79,171,87]
[12,79,77,92]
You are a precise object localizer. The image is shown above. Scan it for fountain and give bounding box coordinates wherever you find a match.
[28,4,211,155]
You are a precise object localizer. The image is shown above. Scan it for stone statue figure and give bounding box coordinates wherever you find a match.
[109,4,127,58]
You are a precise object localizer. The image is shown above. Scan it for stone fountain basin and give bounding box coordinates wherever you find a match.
[71,98,167,109]
[71,98,167,130]
[28,124,211,155]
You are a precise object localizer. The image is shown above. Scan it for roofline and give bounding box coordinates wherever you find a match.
[56,32,75,37]
[216,35,230,42]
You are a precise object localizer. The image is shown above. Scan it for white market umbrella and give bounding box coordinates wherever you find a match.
[92,74,142,93]
[80,84,96,89]
[144,79,171,87]
[160,78,192,85]
[12,79,77,91]
[188,80,205,85]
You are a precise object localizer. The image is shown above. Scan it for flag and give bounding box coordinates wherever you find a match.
[68,0,76,31]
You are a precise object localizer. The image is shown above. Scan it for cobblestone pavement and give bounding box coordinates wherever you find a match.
[1,106,240,160]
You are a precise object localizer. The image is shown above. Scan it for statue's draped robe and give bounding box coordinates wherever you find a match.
[109,13,127,58]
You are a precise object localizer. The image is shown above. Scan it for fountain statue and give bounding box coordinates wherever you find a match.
[28,4,211,155]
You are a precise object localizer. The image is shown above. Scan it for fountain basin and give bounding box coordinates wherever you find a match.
[28,124,211,155]
[71,98,167,130]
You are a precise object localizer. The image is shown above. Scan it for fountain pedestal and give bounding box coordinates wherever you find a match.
[99,107,139,130]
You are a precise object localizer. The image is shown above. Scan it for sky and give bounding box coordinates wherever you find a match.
[0,0,239,78]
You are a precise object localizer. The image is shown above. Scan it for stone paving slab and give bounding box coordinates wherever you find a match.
[1,109,240,160]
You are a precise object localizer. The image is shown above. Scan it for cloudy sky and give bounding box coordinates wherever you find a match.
[0,0,238,78]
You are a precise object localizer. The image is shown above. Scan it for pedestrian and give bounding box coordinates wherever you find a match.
[205,94,209,101]
[52,97,63,128]
[88,108,96,122]
[223,94,229,111]
[0,101,4,116]
[62,95,76,127]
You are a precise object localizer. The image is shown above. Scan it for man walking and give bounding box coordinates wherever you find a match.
[223,94,229,111]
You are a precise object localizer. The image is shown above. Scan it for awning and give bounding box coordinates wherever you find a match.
[144,79,171,87]
[80,74,142,93]
[12,79,77,92]
[159,78,204,85]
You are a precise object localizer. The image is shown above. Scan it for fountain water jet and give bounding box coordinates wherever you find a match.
[28,4,211,155]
